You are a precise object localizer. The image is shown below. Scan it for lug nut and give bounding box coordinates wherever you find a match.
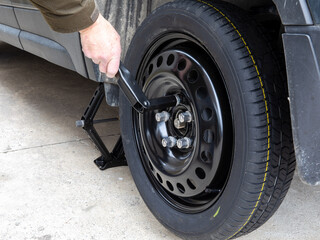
[162,136,177,148]
[178,111,192,123]
[155,111,170,122]
[174,118,186,129]
[177,137,192,149]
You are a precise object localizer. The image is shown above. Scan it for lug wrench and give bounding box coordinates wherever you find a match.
[116,62,179,113]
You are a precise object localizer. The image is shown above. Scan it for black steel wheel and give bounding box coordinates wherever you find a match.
[137,44,233,213]
[120,1,295,239]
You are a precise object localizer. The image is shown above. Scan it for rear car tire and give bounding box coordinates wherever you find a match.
[119,0,295,239]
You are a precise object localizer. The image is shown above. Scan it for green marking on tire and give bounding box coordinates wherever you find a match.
[214,207,221,218]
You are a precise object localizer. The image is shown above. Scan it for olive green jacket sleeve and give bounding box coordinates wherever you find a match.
[29,0,100,33]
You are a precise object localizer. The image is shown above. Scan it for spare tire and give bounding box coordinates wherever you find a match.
[119,0,295,239]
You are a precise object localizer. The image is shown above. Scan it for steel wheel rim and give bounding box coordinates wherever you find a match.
[133,33,233,213]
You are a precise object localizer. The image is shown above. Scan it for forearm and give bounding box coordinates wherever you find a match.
[29,0,99,33]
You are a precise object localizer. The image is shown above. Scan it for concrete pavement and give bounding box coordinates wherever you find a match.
[0,42,319,240]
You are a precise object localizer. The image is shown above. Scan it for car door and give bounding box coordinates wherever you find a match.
[6,0,89,78]
[0,0,23,49]
[0,0,12,6]
[11,0,35,9]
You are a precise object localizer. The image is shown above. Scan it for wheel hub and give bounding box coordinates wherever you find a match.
[138,49,224,198]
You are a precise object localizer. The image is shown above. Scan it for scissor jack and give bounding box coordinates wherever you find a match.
[76,83,127,170]
[77,63,179,170]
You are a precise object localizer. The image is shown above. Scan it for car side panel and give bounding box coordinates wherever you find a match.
[282,26,320,186]
[0,0,12,6]
[0,5,22,49]
[273,0,313,25]
[11,0,35,9]
[0,5,19,28]
[13,8,88,78]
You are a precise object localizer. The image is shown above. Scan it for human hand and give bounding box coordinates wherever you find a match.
[79,14,121,78]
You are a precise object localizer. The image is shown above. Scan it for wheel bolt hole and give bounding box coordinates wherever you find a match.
[157,56,163,67]
[196,87,208,99]
[167,54,175,66]
[200,151,212,163]
[195,167,206,180]
[166,181,174,191]
[201,108,213,121]
[187,179,196,190]
[187,70,198,83]
[148,64,153,75]
[149,161,154,172]
[203,129,214,143]
[157,173,163,184]
[177,183,185,194]
[178,59,187,71]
